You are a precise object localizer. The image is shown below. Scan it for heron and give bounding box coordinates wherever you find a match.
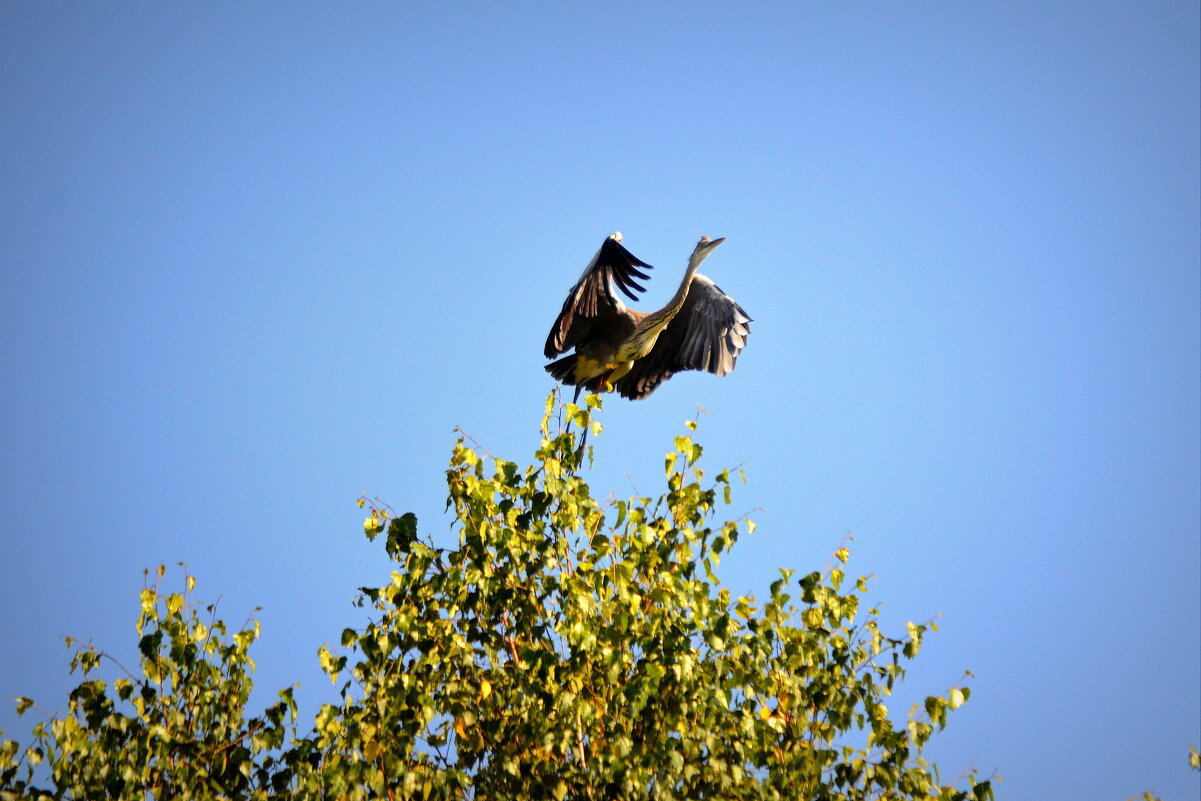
[544,233,751,401]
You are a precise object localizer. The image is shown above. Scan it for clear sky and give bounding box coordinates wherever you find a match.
[1,3,1197,798]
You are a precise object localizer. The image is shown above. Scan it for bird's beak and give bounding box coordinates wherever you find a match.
[708,237,726,248]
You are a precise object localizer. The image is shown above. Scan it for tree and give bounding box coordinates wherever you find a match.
[2,392,994,800]
[0,567,299,800]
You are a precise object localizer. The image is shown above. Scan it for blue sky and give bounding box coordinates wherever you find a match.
[1,3,1198,798]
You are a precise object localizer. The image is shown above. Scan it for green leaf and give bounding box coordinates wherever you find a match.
[385,512,419,557]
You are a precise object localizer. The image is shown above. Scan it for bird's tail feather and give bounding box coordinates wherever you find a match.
[546,355,597,403]
[545,354,578,385]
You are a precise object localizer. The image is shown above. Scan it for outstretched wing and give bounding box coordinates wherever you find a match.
[544,235,653,358]
[614,274,751,400]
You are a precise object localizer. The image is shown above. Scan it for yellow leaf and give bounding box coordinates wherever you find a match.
[480,678,492,700]
[758,706,772,720]
[454,717,466,739]
[834,547,850,563]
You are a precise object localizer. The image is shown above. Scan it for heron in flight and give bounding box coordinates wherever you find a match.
[544,233,751,400]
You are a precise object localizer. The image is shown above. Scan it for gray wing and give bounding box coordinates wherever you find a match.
[544,235,653,358]
[614,274,751,400]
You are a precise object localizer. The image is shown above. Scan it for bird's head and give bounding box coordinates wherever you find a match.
[695,235,726,256]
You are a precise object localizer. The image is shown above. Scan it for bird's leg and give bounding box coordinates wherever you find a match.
[605,361,635,391]
[571,382,590,454]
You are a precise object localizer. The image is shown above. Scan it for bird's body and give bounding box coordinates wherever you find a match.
[544,233,751,400]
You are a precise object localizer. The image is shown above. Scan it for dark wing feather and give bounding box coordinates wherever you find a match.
[614,274,751,400]
[544,236,653,358]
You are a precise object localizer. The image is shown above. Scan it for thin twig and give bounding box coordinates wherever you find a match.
[454,426,496,461]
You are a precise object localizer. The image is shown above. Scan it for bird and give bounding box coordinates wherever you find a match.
[544,233,751,401]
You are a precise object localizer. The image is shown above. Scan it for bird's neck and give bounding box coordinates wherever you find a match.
[644,252,705,329]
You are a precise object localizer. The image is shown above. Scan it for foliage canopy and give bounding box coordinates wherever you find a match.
[2,393,994,800]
